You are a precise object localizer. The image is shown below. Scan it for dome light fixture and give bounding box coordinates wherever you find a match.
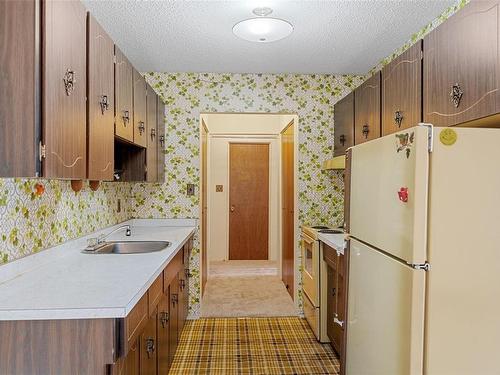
[233,8,293,43]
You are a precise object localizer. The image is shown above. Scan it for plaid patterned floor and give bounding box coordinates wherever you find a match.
[169,317,339,375]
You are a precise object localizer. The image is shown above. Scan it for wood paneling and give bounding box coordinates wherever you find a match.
[0,0,40,177]
[87,14,114,181]
[133,69,147,147]
[201,121,208,295]
[0,318,115,375]
[43,0,87,179]
[146,85,158,182]
[229,143,270,260]
[354,72,381,145]
[424,0,500,127]
[114,46,133,142]
[139,314,157,375]
[334,93,354,157]
[382,41,422,135]
[281,122,295,298]
[157,292,171,374]
[157,97,166,182]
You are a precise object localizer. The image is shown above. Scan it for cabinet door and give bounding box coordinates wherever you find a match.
[333,92,354,157]
[157,291,171,375]
[177,272,186,336]
[169,279,179,366]
[133,70,147,147]
[0,0,40,177]
[140,313,157,375]
[424,0,500,126]
[354,72,381,145]
[123,338,140,375]
[382,41,422,135]
[326,263,336,348]
[43,0,87,179]
[87,14,114,181]
[146,85,158,182]
[157,97,166,182]
[115,46,133,142]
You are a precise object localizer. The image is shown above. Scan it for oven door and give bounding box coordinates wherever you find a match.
[301,232,318,306]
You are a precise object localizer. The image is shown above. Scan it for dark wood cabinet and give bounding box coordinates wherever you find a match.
[354,72,381,145]
[0,0,41,178]
[115,46,134,142]
[133,70,147,147]
[333,92,354,156]
[146,85,158,182]
[139,314,157,375]
[424,0,500,127]
[169,277,179,366]
[157,97,166,182]
[382,41,422,135]
[43,0,87,179]
[87,14,115,181]
[157,292,171,374]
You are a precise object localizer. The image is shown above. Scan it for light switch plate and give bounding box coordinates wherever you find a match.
[216,185,223,192]
[187,184,195,196]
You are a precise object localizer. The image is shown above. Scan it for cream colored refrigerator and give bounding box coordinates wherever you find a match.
[346,125,500,375]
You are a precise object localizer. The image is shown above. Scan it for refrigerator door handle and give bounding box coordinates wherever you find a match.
[409,262,431,271]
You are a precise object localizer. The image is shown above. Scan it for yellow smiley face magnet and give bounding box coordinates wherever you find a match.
[439,128,457,146]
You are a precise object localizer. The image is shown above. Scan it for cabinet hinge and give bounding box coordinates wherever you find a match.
[39,141,46,161]
[411,262,430,271]
[113,55,117,64]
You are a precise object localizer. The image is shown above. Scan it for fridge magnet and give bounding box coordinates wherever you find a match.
[439,128,457,146]
[396,131,415,158]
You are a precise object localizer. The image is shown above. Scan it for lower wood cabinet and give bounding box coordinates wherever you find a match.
[157,293,171,374]
[140,314,157,375]
[169,275,180,366]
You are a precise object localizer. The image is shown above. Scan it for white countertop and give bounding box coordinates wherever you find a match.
[0,219,196,321]
[317,232,347,254]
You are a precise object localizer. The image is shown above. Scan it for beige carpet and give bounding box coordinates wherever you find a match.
[201,261,298,318]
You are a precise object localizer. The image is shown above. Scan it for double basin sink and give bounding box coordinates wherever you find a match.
[82,241,171,254]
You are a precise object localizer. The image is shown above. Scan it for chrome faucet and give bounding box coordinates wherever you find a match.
[85,225,132,252]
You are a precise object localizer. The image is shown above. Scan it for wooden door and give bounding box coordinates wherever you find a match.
[157,97,166,182]
[87,14,114,181]
[146,85,157,182]
[424,0,500,127]
[201,120,208,294]
[157,292,170,375]
[229,143,269,260]
[43,0,87,179]
[133,69,147,147]
[140,313,157,375]
[0,0,40,177]
[281,122,295,298]
[168,280,179,366]
[382,41,422,135]
[354,72,381,145]
[115,47,133,142]
[334,93,354,157]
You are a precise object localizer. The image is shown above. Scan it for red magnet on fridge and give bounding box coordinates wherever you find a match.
[398,187,409,202]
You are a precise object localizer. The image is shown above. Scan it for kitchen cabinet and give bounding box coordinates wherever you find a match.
[354,72,381,145]
[146,85,158,182]
[157,292,171,374]
[133,70,148,147]
[139,314,157,375]
[424,0,500,127]
[0,0,41,177]
[115,46,134,142]
[169,275,180,366]
[382,41,422,135]
[87,14,115,181]
[43,0,87,179]
[333,92,354,157]
[157,97,166,182]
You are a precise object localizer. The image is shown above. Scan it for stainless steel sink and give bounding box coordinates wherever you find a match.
[82,241,171,254]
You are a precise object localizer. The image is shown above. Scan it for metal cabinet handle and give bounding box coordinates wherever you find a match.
[179,278,185,290]
[160,311,169,328]
[230,205,235,212]
[145,337,155,359]
[334,317,344,328]
[138,121,145,135]
[122,110,130,126]
[332,287,336,297]
[99,95,109,115]
[450,83,463,108]
[339,134,346,146]
[362,125,369,139]
[171,293,178,306]
[159,135,165,147]
[63,69,75,96]
[185,268,191,278]
[394,110,403,128]
[150,128,156,140]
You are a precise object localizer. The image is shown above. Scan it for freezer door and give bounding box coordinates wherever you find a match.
[346,238,425,375]
[350,126,429,264]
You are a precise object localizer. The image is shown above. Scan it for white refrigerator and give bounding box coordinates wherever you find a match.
[346,125,500,375]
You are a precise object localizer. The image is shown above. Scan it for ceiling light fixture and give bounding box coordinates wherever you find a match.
[233,8,293,43]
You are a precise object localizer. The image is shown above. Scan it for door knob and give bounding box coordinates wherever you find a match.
[230,205,235,212]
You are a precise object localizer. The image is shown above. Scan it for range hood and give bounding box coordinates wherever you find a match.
[322,155,346,170]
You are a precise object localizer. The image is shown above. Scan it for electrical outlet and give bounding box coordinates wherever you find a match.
[187,184,195,196]
[216,185,223,192]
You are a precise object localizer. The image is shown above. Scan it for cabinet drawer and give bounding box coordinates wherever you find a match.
[148,272,163,316]
[125,293,148,350]
[163,251,183,291]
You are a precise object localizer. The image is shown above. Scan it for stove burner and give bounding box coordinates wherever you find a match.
[310,226,329,229]
[318,229,344,234]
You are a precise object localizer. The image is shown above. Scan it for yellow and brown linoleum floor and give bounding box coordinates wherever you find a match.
[169,317,339,375]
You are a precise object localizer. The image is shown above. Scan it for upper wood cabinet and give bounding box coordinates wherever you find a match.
[0,0,41,178]
[115,46,134,142]
[43,0,87,179]
[146,85,158,182]
[354,72,381,145]
[157,97,166,183]
[133,70,147,147]
[87,14,115,181]
[333,92,354,156]
[382,41,422,135]
[424,0,500,127]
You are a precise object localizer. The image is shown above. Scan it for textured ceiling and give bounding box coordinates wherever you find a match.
[82,0,455,74]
